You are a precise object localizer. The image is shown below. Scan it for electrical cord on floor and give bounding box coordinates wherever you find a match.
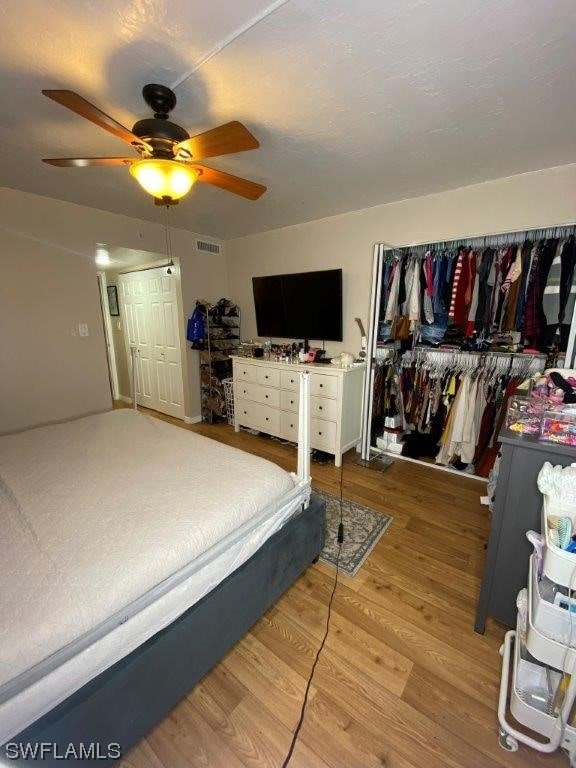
[281,459,345,768]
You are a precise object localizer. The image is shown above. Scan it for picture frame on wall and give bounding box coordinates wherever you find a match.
[107,285,120,316]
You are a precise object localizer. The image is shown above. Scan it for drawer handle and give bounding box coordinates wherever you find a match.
[265,417,269,422]
[319,405,323,410]
[265,375,269,379]
[318,431,322,436]
[243,410,247,415]
[290,423,294,428]
[290,399,294,404]
[319,383,323,388]
[243,389,247,394]
[290,379,294,383]
[265,394,269,399]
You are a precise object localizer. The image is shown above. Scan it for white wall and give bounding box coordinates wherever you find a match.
[0,226,112,432]
[226,163,576,354]
[0,188,227,430]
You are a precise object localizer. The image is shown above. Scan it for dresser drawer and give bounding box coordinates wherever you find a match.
[236,399,280,433]
[256,366,281,387]
[310,373,337,398]
[281,389,300,413]
[280,411,299,441]
[280,410,337,452]
[235,362,258,383]
[280,370,300,391]
[311,418,337,451]
[281,390,337,420]
[310,396,338,421]
[237,381,280,408]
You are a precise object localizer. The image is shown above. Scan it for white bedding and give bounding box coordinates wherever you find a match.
[0,410,307,742]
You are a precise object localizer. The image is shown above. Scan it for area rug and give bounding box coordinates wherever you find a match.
[313,489,393,577]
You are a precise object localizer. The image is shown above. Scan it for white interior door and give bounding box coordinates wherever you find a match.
[119,269,185,418]
[147,271,185,418]
[119,273,156,410]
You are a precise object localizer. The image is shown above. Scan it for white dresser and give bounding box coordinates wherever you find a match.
[232,356,365,466]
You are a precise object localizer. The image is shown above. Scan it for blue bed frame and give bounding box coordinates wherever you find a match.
[4,494,325,766]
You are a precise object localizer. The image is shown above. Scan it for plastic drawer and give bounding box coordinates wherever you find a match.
[528,556,576,670]
[530,555,576,648]
[542,497,576,590]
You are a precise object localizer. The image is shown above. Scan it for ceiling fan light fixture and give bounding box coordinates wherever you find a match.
[129,158,199,202]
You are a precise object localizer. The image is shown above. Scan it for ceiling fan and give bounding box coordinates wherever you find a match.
[41,83,267,205]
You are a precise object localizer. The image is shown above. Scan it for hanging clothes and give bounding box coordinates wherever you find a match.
[384,259,402,322]
[378,228,576,354]
[502,245,523,332]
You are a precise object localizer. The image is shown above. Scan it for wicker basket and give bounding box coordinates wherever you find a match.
[222,378,235,426]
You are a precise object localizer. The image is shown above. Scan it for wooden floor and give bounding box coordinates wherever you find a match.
[117,403,565,768]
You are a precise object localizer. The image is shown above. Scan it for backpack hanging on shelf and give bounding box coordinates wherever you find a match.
[187,303,206,347]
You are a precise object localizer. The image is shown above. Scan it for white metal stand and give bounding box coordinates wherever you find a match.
[498,508,576,765]
[292,371,312,506]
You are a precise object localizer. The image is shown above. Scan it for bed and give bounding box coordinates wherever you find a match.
[0,376,324,765]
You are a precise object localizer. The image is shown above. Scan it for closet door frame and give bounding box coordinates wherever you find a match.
[566,305,576,368]
[360,244,385,461]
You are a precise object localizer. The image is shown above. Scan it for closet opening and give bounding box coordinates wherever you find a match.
[96,271,120,401]
[361,224,576,480]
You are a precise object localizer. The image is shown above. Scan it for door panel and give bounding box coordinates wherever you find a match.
[169,362,184,407]
[134,303,149,347]
[163,303,178,349]
[155,359,168,403]
[150,301,165,349]
[119,268,185,419]
[123,304,137,346]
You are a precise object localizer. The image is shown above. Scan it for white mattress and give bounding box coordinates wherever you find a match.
[0,410,308,743]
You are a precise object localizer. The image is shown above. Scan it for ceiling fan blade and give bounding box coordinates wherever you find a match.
[42,90,149,151]
[175,121,259,161]
[194,164,266,200]
[42,157,135,167]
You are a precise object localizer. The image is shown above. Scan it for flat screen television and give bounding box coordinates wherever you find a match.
[252,268,343,341]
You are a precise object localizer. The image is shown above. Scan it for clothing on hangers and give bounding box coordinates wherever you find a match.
[378,228,576,355]
[369,349,540,477]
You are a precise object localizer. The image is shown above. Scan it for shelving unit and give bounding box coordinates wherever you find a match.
[197,301,241,423]
[498,501,576,764]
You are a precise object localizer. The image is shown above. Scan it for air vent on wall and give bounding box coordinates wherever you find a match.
[196,239,221,255]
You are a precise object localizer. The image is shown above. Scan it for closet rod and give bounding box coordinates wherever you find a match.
[379,221,576,258]
[374,346,548,360]
[119,262,172,275]
[411,346,547,359]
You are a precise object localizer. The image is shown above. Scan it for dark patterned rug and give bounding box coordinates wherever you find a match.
[314,489,393,577]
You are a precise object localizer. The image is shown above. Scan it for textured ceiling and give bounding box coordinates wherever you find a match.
[1,0,575,239]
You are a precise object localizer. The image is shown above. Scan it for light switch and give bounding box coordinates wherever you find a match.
[78,323,89,337]
[116,320,122,331]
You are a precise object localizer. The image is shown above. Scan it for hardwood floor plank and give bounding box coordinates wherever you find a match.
[255,601,413,698]
[119,739,165,768]
[296,563,501,669]
[145,698,246,768]
[225,694,333,768]
[220,631,310,727]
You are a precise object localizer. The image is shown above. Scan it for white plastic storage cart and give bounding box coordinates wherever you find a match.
[498,499,576,763]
